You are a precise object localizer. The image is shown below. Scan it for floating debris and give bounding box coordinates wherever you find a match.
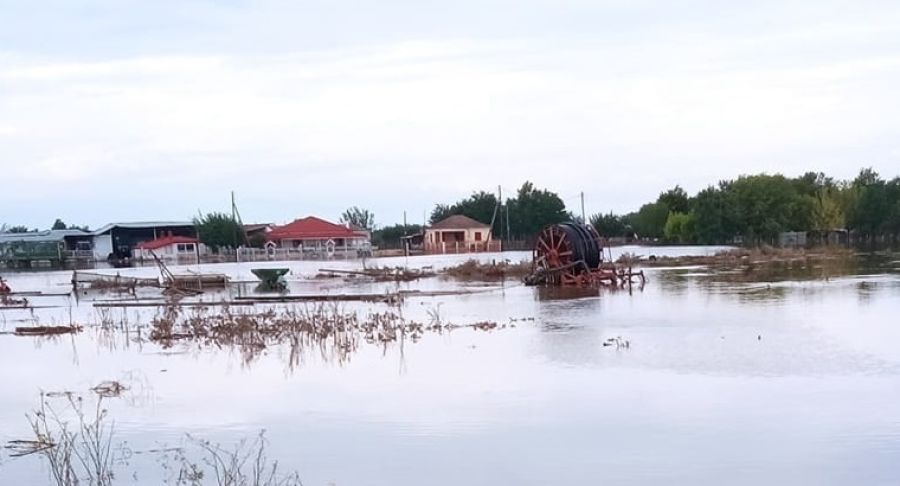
[3,438,55,458]
[14,325,82,337]
[72,270,159,290]
[442,259,532,280]
[166,272,230,291]
[317,266,436,282]
[602,336,630,349]
[91,380,127,398]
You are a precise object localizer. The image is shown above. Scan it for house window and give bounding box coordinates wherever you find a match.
[474,231,482,241]
[176,243,195,253]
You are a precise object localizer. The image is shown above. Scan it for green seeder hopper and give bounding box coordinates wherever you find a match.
[251,268,289,291]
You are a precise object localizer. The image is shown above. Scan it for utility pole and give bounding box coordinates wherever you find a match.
[580,191,586,224]
[403,210,407,227]
[506,203,511,244]
[493,185,502,241]
[231,191,238,262]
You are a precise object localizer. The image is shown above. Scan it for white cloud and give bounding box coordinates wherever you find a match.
[2,1,900,227]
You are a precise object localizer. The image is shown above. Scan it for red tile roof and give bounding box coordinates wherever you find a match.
[429,215,490,230]
[134,235,198,250]
[268,216,361,240]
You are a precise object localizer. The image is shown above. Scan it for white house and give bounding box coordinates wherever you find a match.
[131,235,208,264]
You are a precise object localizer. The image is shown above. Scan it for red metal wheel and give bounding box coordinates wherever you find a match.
[534,225,580,284]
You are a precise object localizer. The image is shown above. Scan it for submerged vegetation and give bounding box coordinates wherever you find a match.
[621,246,858,269]
[441,259,532,280]
[5,385,302,486]
[316,265,436,282]
[148,304,509,367]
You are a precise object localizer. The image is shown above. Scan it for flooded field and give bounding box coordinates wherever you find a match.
[1,246,899,485]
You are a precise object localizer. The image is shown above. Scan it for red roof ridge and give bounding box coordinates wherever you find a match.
[268,216,364,240]
[135,235,198,250]
[429,214,491,230]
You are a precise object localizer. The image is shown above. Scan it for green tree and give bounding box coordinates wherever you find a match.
[432,183,570,240]
[625,202,669,239]
[887,178,900,238]
[430,204,453,225]
[691,185,739,244]
[793,171,836,196]
[372,224,423,249]
[340,207,375,231]
[847,168,889,239]
[248,232,268,248]
[3,225,32,233]
[430,192,498,225]
[507,182,569,239]
[664,212,696,243]
[657,186,690,214]
[729,174,811,243]
[811,186,846,231]
[194,212,244,251]
[49,219,89,231]
[590,212,627,237]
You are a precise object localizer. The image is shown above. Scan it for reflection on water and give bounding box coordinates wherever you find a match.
[534,286,607,302]
[2,250,900,485]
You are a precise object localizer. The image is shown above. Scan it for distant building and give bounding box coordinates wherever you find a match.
[132,235,207,264]
[347,224,371,241]
[0,229,93,268]
[244,223,273,240]
[779,231,808,248]
[400,232,425,255]
[424,215,500,254]
[267,216,371,256]
[91,222,196,261]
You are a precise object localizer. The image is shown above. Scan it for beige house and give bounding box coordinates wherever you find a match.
[424,215,501,254]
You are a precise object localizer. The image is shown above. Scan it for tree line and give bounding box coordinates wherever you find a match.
[370,182,571,248]
[13,168,895,250]
[0,219,90,234]
[591,168,900,245]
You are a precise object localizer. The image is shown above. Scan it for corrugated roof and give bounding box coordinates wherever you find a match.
[0,229,90,244]
[268,216,362,240]
[244,223,272,233]
[134,235,199,250]
[428,215,490,230]
[92,221,194,235]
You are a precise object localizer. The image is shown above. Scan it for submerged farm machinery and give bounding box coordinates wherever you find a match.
[524,222,645,288]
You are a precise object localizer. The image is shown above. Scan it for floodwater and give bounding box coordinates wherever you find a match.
[1,246,900,485]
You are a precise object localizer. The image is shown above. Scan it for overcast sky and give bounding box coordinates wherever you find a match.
[2,0,899,229]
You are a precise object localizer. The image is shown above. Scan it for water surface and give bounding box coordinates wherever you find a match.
[1,248,898,485]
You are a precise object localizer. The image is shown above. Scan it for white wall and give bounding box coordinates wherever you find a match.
[92,234,113,260]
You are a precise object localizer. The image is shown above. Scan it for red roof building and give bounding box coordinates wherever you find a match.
[132,235,206,263]
[134,235,198,251]
[267,216,370,252]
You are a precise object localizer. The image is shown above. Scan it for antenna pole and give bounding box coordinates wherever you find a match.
[580,191,586,224]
